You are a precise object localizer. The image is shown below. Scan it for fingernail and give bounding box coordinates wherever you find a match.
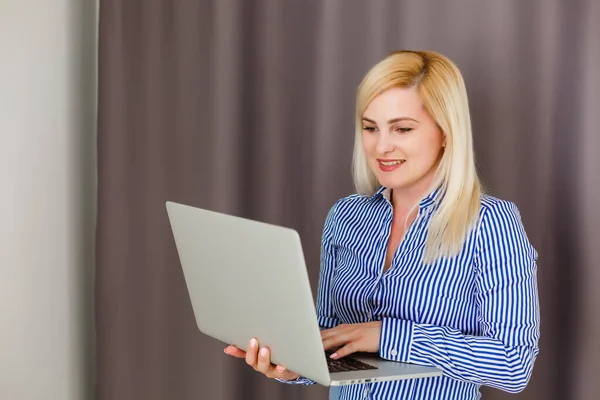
[260,348,268,357]
[250,338,257,348]
[330,353,338,359]
[276,366,285,373]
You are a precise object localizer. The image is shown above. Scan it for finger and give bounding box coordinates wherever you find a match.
[320,327,335,339]
[264,364,286,380]
[245,338,259,367]
[224,345,246,358]
[329,343,356,359]
[273,365,300,381]
[320,324,350,340]
[256,347,275,375]
[322,331,355,351]
[275,365,286,374]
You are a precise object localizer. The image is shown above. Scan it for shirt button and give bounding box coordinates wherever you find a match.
[390,349,398,356]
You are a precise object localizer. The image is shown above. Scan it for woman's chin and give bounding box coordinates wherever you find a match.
[375,175,407,189]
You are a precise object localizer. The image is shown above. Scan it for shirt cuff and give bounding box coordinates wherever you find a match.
[318,316,339,330]
[275,376,316,385]
[378,317,414,363]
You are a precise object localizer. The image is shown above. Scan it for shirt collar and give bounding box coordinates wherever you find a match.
[372,185,443,209]
[373,186,390,201]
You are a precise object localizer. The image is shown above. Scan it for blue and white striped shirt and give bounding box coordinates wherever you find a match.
[284,186,540,399]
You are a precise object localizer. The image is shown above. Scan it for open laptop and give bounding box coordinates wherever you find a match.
[166,201,442,386]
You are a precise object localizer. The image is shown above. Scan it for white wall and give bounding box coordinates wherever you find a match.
[0,1,97,399]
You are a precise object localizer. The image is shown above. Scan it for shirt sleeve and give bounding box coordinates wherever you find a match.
[378,200,540,393]
[277,201,341,385]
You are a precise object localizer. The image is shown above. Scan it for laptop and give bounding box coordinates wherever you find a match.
[165,201,443,386]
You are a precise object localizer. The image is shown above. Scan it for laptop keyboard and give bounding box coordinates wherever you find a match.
[325,350,378,373]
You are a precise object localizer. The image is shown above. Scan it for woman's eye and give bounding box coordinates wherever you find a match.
[395,127,413,133]
[362,126,377,133]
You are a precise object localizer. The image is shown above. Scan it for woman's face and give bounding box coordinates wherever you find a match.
[361,86,445,194]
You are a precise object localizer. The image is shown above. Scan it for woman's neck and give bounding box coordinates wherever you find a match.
[390,177,436,214]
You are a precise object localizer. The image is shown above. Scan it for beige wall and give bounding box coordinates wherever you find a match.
[0,1,97,399]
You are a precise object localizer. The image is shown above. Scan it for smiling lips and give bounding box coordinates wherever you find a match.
[377,159,405,172]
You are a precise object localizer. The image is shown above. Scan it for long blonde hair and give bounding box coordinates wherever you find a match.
[352,50,483,264]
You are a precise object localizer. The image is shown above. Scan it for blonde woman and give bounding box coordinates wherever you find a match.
[225,50,540,399]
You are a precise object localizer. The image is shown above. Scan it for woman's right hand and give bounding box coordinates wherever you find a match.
[224,337,300,381]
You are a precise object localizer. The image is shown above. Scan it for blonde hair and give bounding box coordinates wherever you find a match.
[352,50,483,264]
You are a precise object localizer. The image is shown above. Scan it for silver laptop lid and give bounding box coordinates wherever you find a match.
[166,201,331,385]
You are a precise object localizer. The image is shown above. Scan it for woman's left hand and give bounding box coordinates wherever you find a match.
[320,321,382,359]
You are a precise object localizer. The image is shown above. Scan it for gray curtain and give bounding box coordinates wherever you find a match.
[96,0,600,399]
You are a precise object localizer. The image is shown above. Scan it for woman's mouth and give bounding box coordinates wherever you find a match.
[378,159,405,172]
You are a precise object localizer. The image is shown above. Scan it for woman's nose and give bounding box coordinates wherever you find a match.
[376,133,394,154]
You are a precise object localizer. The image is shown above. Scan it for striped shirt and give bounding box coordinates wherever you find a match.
[282,186,540,400]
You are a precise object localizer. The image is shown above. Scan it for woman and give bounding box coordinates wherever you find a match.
[224,50,540,399]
